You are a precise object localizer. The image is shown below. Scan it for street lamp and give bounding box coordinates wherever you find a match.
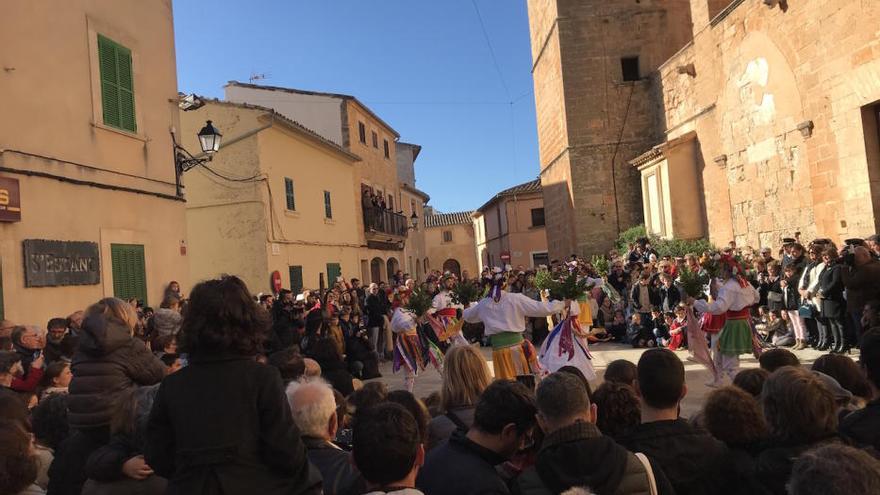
[173,119,223,196]
[197,120,223,155]
[409,212,419,230]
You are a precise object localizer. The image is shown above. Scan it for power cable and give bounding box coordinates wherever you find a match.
[470,0,511,100]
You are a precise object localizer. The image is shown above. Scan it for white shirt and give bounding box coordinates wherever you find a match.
[432,290,462,311]
[694,278,759,315]
[462,291,564,336]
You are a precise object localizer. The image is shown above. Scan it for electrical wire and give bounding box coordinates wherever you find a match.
[198,163,264,182]
[609,83,636,236]
[471,0,511,100]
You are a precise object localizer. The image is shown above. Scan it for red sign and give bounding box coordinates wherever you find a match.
[500,251,511,262]
[271,270,282,293]
[0,177,21,222]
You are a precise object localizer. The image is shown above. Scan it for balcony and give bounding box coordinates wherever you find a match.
[363,206,408,249]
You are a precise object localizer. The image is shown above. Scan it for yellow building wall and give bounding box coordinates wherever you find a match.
[182,103,362,295]
[504,195,550,269]
[0,0,188,324]
[426,224,479,278]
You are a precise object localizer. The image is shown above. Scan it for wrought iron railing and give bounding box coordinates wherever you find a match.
[363,206,408,237]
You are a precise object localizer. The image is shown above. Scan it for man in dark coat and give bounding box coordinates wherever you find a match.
[618,349,745,495]
[840,329,880,452]
[418,380,537,495]
[288,379,364,495]
[842,247,880,341]
[513,373,662,495]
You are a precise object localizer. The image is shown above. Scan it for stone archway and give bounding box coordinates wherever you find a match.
[370,257,383,284]
[442,258,462,279]
[386,257,400,282]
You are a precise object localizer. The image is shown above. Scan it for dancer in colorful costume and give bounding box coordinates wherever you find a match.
[463,268,567,380]
[691,255,760,385]
[428,273,468,348]
[390,306,443,392]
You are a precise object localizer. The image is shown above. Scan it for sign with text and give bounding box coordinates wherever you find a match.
[23,240,101,287]
[0,177,22,222]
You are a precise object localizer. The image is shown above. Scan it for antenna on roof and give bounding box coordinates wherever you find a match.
[248,72,270,83]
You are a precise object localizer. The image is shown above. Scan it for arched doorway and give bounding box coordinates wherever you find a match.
[370,257,383,284]
[386,257,400,283]
[442,259,462,279]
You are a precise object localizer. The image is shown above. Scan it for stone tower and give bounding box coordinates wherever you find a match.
[527,0,693,258]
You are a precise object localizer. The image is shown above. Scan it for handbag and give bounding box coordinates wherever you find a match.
[798,302,815,319]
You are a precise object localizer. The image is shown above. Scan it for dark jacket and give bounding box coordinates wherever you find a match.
[315,357,355,397]
[818,261,845,318]
[426,406,476,452]
[68,315,165,429]
[843,259,880,312]
[658,285,681,313]
[302,437,364,495]
[514,422,656,495]
[840,399,880,453]
[630,284,660,312]
[145,355,320,495]
[418,430,510,495]
[83,433,167,495]
[617,419,733,495]
[365,294,385,328]
[755,436,839,495]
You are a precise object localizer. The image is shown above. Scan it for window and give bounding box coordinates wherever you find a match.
[327,263,341,286]
[358,122,366,144]
[289,265,303,294]
[532,252,550,268]
[372,131,378,148]
[530,207,545,227]
[111,243,147,305]
[383,139,390,159]
[284,177,295,211]
[98,34,136,132]
[621,56,641,82]
[387,195,394,211]
[442,230,453,243]
[324,191,333,219]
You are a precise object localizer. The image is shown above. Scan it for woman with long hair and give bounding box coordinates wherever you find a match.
[145,275,317,495]
[426,345,492,450]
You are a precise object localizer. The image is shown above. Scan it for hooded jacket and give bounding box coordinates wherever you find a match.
[68,315,166,429]
[514,422,655,495]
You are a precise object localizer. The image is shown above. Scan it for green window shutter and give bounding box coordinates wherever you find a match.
[327,263,341,285]
[285,178,295,210]
[289,265,303,294]
[111,244,147,305]
[98,34,136,132]
[324,191,332,219]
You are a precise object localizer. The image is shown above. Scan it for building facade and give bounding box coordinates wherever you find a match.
[473,180,549,271]
[424,211,479,280]
[530,0,880,252]
[526,0,695,258]
[224,82,427,285]
[634,0,880,249]
[0,0,188,324]
[397,142,431,281]
[181,101,362,295]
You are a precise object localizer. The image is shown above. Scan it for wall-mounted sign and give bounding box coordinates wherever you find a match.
[0,177,22,222]
[23,240,101,287]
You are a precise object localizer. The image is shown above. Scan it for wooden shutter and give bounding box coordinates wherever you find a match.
[98,35,136,132]
[289,265,303,294]
[324,191,332,219]
[284,178,295,210]
[111,244,147,305]
[327,263,341,285]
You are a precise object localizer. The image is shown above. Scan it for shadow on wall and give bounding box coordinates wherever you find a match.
[540,180,575,260]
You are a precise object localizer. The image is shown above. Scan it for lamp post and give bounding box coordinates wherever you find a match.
[409,212,419,231]
[173,120,223,196]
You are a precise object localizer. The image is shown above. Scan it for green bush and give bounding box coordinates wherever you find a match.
[614,225,715,260]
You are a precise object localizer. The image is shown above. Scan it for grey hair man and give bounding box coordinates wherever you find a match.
[286,379,363,495]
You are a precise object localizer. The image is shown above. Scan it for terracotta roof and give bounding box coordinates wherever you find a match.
[476,178,542,212]
[199,98,361,162]
[225,81,400,138]
[425,211,475,228]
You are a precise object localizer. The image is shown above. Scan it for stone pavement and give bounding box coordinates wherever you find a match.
[373,343,850,418]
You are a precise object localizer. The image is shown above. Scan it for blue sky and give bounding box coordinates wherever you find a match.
[173,0,539,213]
